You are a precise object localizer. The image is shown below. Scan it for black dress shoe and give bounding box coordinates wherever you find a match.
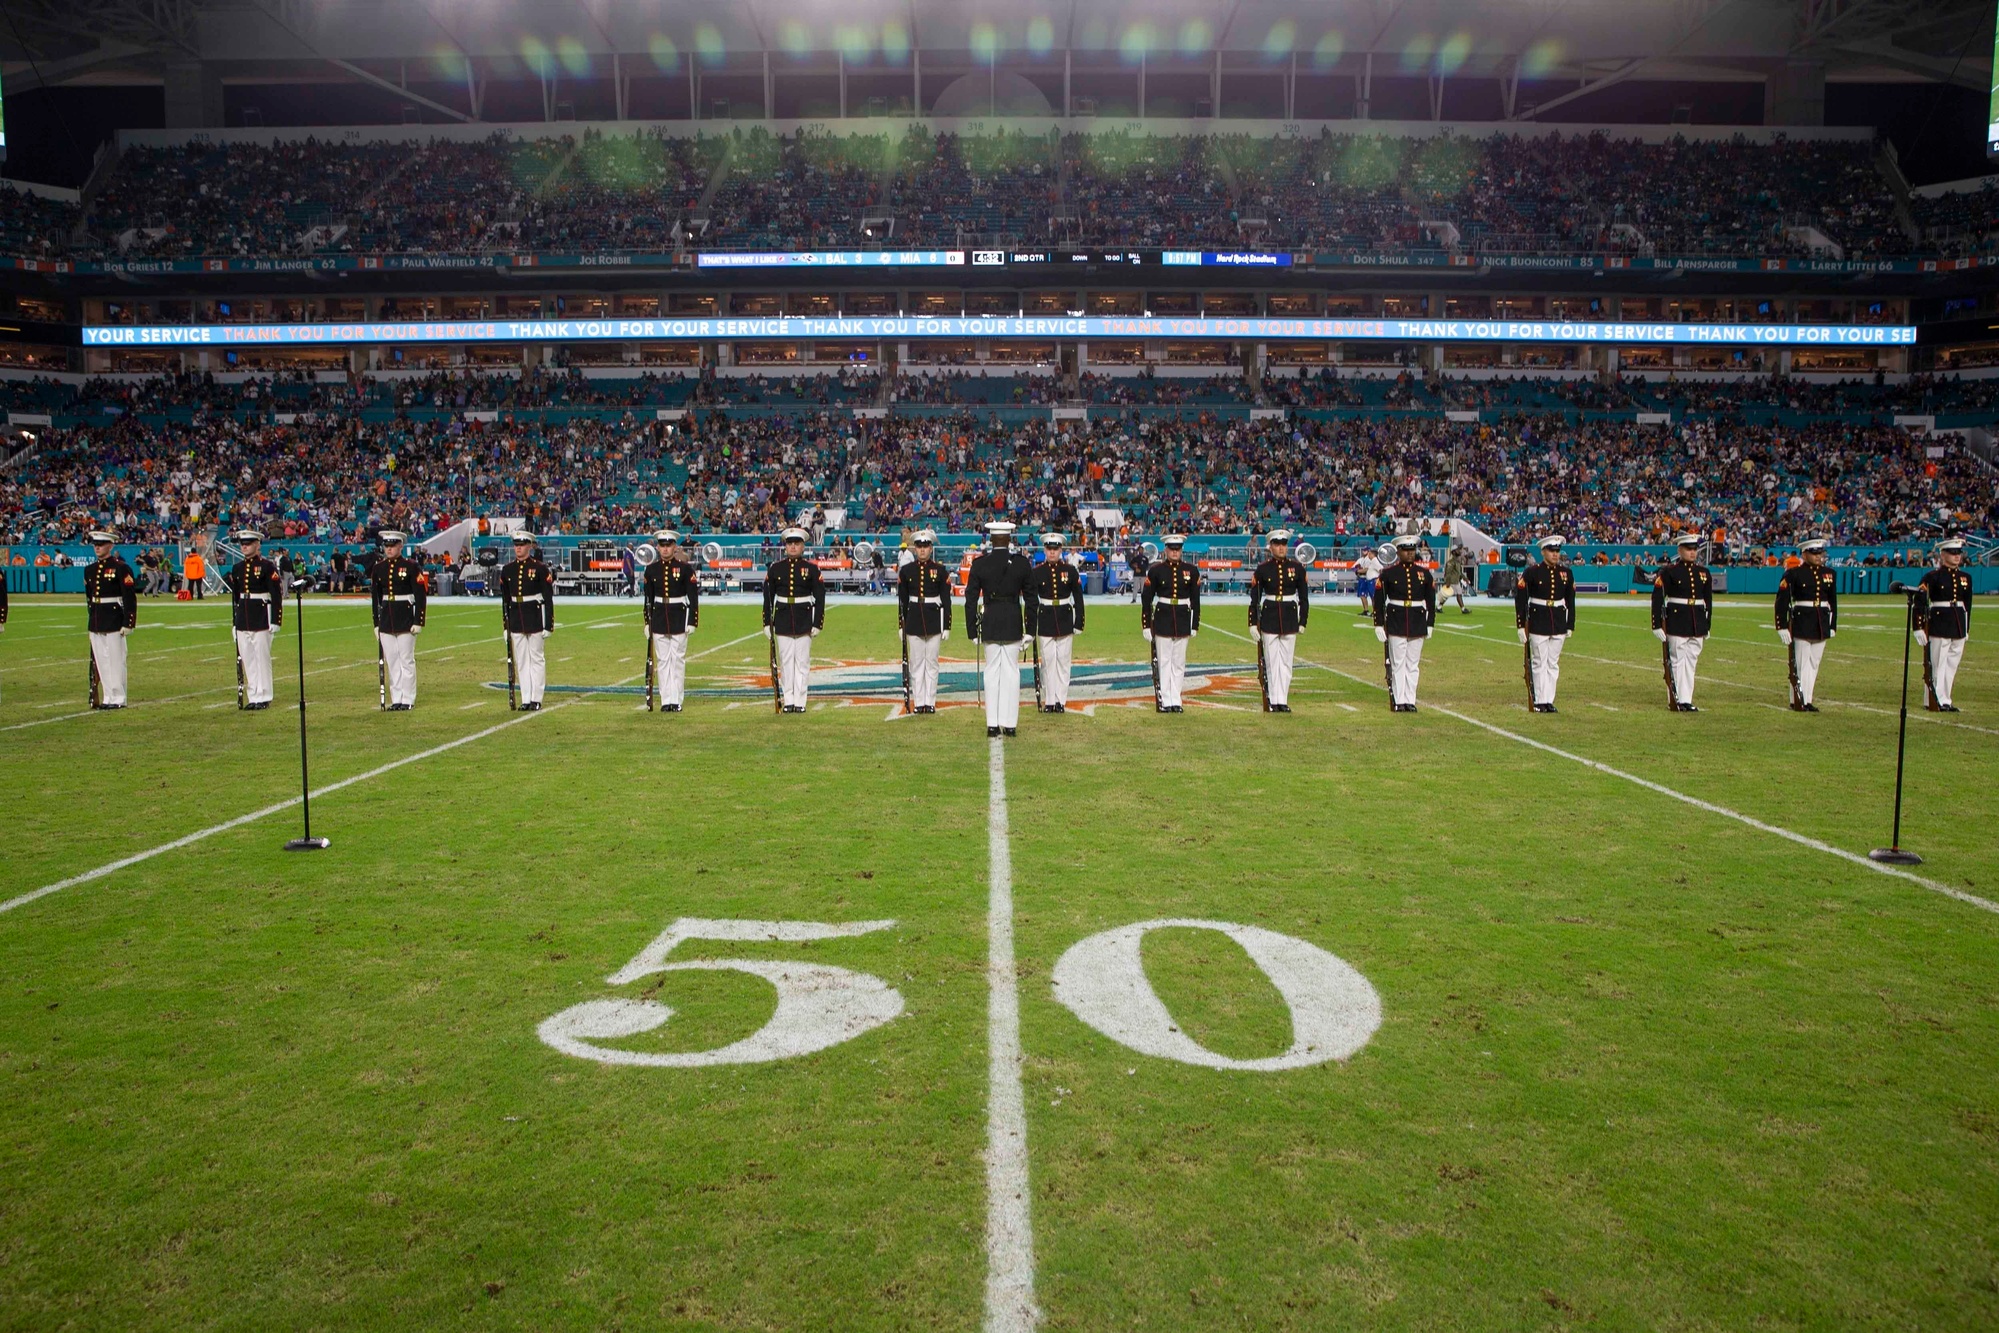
[524,702,542,712]
[1273,704,1290,713]
[1681,704,1700,713]
[987,725,1001,737]
[1003,727,1017,737]
[1944,704,1961,713]
[1543,704,1558,713]
[665,703,682,712]
[1801,703,1819,713]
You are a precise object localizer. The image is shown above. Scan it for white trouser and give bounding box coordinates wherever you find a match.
[651,632,688,707]
[905,633,940,708]
[89,631,129,706]
[1928,636,1966,707]
[1260,631,1296,706]
[776,633,812,708]
[510,630,547,705]
[1790,637,1826,706]
[1037,634,1074,707]
[1387,634,1424,706]
[1154,634,1189,708]
[379,631,417,706]
[236,628,274,704]
[1528,633,1566,706]
[984,640,1021,727]
[1666,634,1703,705]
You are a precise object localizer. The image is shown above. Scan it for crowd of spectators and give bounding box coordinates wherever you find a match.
[5,376,1990,552]
[11,366,1999,424]
[3,127,1946,262]
[0,184,81,259]
[1911,180,1999,256]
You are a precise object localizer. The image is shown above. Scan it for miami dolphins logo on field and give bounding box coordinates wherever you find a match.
[487,659,1259,710]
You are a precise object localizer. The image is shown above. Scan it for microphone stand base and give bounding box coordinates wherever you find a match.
[284,837,331,852]
[1867,847,1922,866]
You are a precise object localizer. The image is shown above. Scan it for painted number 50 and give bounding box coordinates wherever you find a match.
[537,918,903,1067]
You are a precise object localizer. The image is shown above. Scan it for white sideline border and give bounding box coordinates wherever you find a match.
[1209,626,1999,918]
[0,627,766,917]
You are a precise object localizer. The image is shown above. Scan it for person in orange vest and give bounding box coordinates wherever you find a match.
[183,545,207,599]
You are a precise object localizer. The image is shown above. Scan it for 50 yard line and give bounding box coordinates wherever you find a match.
[984,738,1038,1333]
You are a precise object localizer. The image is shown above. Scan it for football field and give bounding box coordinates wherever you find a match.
[1,591,1995,1331]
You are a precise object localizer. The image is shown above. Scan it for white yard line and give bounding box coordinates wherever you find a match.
[1434,623,1999,739]
[984,738,1038,1333]
[0,662,660,918]
[0,614,639,735]
[1209,626,1998,917]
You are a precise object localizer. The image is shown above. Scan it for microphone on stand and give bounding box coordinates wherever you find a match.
[1869,580,1924,866]
[284,575,331,852]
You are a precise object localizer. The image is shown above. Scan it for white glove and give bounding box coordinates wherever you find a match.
[1516,628,1528,645]
[1373,626,1387,643]
[1189,629,1198,639]
[1652,627,1667,643]
[121,627,132,637]
[1828,628,1836,638]
[941,629,950,642]
[686,625,696,636]
[413,625,423,635]
[544,626,555,636]
[1914,630,1928,647]
[810,628,819,638]
[1141,628,1153,643]
[1776,628,1792,646]
[765,624,774,638]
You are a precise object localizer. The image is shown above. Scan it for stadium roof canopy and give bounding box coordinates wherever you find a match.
[2,0,1991,118]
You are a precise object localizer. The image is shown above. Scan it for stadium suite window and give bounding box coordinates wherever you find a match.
[988,342,1056,364]
[966,291,1017,316]
[843,292,896,316]
[1023,291,1076,314]
[1267,343,1327,364]
[732,294,781,316]
[1269,293,1321,315]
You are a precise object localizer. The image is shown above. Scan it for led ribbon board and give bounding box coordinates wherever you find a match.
[83,317,1919,349]
[695,251,967,268]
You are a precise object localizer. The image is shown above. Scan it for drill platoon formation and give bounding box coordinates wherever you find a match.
[41,527,1977,723]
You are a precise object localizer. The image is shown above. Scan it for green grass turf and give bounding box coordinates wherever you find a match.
[0,591,1994,1330]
